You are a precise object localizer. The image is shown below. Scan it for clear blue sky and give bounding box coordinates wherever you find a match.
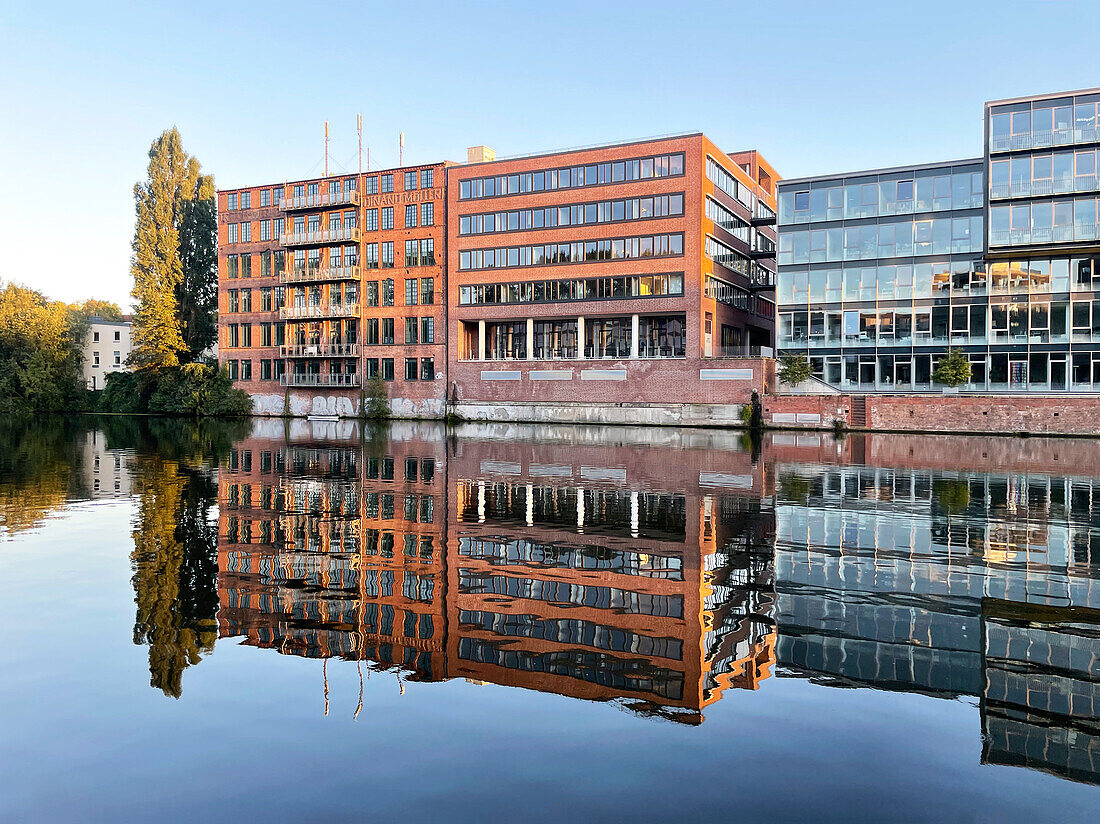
[3,0,1098,307]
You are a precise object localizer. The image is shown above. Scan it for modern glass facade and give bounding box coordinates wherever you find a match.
[778,87,1100,393]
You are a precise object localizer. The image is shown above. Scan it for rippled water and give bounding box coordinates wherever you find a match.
[1,416,1098,822]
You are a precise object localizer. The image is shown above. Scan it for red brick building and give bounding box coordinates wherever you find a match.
[446,135,779,424]
[217,163,449,417]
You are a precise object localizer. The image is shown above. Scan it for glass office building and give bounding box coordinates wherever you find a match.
[777,87,1100,392]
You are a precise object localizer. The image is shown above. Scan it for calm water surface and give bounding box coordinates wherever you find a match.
[1,416,1098,822]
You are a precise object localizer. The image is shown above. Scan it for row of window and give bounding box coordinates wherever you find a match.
[705,156,757,210]
[778,301,1100,347]
[777,257,1097,305]
[364,202,435,230]
[799,351,1100,391]
[988,197,1100,247]
[779,216,985,265]
[359,357,436,381]
[705,276,774,318]
[705,196,751,243]
[990,149,1100,199]
[458,193,684,236]
[989,98,1100,152]
[457,272,684,305]
[226,189,283,210]
[89,351,122,368]
[457,151,685,200]
[458,232,684,271]
[365,240,435,269]
[779,170,984,224]
[361,317,436,345]
[463,315,687,360]
[224,250,285,278]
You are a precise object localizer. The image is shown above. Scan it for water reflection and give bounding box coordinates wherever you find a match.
[1,417,1098,790]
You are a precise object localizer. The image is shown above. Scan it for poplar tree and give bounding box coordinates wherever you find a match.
[130,129,216,368]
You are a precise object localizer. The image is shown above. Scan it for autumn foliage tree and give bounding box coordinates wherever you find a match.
[130,128,216,369]
[0,281,87,412]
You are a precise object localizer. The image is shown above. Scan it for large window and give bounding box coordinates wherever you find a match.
[486,322,527,359]
[458,272,683,305]
[639,316,686,358]
[533,320,577,359]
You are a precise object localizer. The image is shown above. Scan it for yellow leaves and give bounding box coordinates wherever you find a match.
[0,281,69,359]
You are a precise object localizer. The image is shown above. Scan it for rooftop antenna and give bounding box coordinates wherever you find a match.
[324,121,330,178]
[357,114,363,174]
[399,132,404,167]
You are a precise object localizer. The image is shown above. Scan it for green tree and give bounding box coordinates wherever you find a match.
[177,174,218,361]
[777,352,813,385]
[130,128,212,370]
[933,348,971,387]
[364,374,390,419]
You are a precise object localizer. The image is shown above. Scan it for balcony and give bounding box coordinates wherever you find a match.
[280,226,361,246]
[280,265,361,284]
[280,189,361,211]
[280,373,362,388]
[751,206,777,226]
[279,303,361,320]
[281,343,361,358]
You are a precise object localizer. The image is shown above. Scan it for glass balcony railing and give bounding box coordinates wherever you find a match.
[280,226,360,246]
[280,189,361,211]
[280,265,361,284]
[279,373,362,388]
[280,343,361,358]
[279,303,361,320]
[989,127,1098,154]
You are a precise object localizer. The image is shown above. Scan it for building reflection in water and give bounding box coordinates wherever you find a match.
[211,421,1100,784]
[770,431,1100,786]
[216,422,777,724]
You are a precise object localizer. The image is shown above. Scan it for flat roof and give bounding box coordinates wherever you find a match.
[985,86,1100,107]
[778,157,983,188]
[87,317,131,326]
[457,132,705,169]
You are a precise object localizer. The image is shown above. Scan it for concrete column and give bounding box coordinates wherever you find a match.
[577,316,586,359]
[478,320,486,361]
[630,490,639,538]
[526,317,535,360]
[525,483,534,526]
[576,487,585,530]
[477,481,486,523]
[630,314,640,359]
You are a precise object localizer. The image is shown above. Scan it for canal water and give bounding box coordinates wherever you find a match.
[0,416,1097,821]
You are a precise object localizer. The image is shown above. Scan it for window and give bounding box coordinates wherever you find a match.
[458,232,684,271]
[405,239,418,266]
[421,201,434,226]
[421,358,435,380]
[405,318,418,344]
[226,193,238,210]
[382,242,394,268]
[420,238,435,265]
[405,278,418,305]
[421,169,433,188]
[260,189,271,207]
[228,289,239,313]
[240,191,251,209]
[240,222,252,242]
[382,317,394,344]
[226,359,238,379]
[459,152,684,199]
[260,322,272,346]
[93,331,100,342]
[113,330,120,341]
[405,358,419,380]
[405,204,418,228]
[365,209,378,231]
[381,358,394,380]
[240,359,252,380]
[227,223,239,244]
[381,174,393,193]
[420,277,435,304]
[93,351,100,366]
[366,243,379,268]
[260,359,272,380]
[381,207,394,230]
[421,317,434,343]
[404,171,418,190]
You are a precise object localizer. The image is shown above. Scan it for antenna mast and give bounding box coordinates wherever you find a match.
[324,121,330,177]
[357,114,363,174]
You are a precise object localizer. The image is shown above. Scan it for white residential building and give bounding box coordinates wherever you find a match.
[83,318,132,390]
